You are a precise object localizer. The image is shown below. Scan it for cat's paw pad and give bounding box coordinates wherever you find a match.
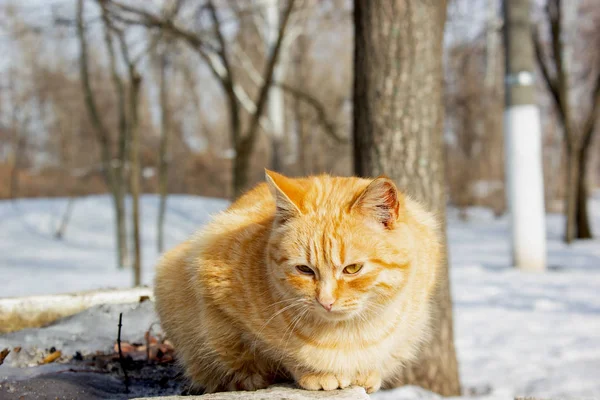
[227,372,269,391]
[298,372,352,391]
[352,370,382,393]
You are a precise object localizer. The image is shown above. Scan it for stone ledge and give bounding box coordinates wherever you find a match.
[134,385,369,400]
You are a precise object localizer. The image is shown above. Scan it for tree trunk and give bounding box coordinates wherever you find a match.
[353,0,460,396]
[294,95,308,175]
[114,96,129,269]
[271,137,285,173]
[294,34,309,175]
[8,114,28,200]
[157,51,170,254]
[55,197,76,240]
[575,144,592,239]
[564,147,578,243]
[114,188,129,269]
[232,145,251,199]
[129,74,143,286]
[266,0,287,173]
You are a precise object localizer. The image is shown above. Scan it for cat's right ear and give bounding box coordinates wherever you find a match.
[351,176,403,229]
[265,169,303,223]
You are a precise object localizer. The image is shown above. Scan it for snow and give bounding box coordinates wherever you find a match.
[0,195,227,297]
[1,193,600,399]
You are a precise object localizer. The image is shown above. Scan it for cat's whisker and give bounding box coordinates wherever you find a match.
[275,306,311,374]
[361,303,388,332]
[251,300,306,356]
[259,300,304,332]
[262,296,300,311]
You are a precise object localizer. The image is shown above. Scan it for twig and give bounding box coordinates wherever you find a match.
[117,312,130,393]
[276,81,348,143]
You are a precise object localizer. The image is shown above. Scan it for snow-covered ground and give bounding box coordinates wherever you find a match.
[1,193,599,399]
[0,195,226,296]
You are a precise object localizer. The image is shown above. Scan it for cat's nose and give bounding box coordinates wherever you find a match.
[317,297,335,312]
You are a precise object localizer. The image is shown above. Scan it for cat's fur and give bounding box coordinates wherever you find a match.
[154,171,441,393]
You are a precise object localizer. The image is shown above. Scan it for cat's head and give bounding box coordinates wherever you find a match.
[265,170,423,322]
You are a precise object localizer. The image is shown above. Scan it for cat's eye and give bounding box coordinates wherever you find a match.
[343,263,363,274]
[296,265,314,275]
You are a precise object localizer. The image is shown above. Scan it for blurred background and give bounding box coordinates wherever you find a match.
[0,0,599,399]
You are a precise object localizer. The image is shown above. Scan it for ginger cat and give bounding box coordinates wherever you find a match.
[154,171,441,394]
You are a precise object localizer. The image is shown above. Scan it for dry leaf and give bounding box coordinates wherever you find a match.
[0,348,10,365]
[41,350,61,364]
[108,336,175,364]
[113,342,136,354]
[144,331,159,345]
[13,346,21,353]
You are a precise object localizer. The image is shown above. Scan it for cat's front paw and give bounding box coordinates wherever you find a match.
[352,370,382,393]
[297,372,352,391]
[226,372,270,391]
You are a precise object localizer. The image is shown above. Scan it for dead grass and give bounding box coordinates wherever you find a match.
[0,309,73,334]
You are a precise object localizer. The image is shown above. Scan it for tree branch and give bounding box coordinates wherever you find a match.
[104,0,243,145]
[76,0,114,188]
[205,0,241,145]
[581,69,600,150]
[546,0,573,148]
[207,0,234,82]
[532,26,563,120]
[276,82,347,143]
[99,2,128,176]
[240,0,296,151]
[232,42,264,87]
[103,1,226,86]
[105,1,208,50]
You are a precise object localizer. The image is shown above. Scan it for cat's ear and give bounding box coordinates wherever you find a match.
[351,176,402,229]
[265,169,304,222]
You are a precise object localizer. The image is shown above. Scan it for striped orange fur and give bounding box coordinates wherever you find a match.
[154,170,441,393]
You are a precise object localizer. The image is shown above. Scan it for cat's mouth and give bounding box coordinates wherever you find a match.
[312,305,358,321]
[322,311,351,321]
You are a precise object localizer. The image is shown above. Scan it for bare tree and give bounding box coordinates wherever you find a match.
[156,39,172,254]
[265,0,287,172]
[292,33,311,175]
[126,65,143,287]
[77,0,154,282]
[444,1,506,216]
[231,1,352,176]
[77,0,129,268]
[353,0,460,395]
[105,0,296,198]
[54,197,76,239]
[533,0,600,242]
[106,5,151,286]
[230,7,349,173]
[4,64,32,200]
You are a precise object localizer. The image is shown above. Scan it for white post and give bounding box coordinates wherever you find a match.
[503,0,547,271]
[504,104,547,271]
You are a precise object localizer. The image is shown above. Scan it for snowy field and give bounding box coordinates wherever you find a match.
[1,193,599,399]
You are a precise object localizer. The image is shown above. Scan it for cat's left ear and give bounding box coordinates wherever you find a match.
[351,176,403,229]
[265,169,304,223]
